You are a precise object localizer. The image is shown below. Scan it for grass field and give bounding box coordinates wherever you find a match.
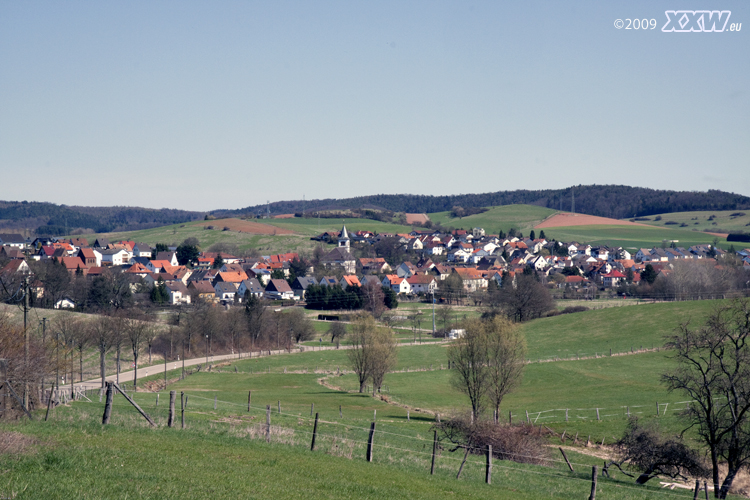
[71,216,414,256]
[428,205,556,234]
[5,299,746,499]
[632,210,750,235]
[537,224,722,250]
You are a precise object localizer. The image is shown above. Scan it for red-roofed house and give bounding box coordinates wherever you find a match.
[601,270,626,287]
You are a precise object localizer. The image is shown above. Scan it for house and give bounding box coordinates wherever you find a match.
[155,251,179,266]
[0,259,30,276]
[92,238,110,249]
[165,282,191,305]
[54,298,76,309]
[319,276,338,287]
[0,233,25,248]
[55,256,88,275]
[472,227,485,238]
[406,274,437,294]
[213,270,249,284]
[396,262,417,278]
[146,260,175,273]
[99,248,130,266]
[214,282,238,302]
[360,275,382,288]
[601,270,627,287]
[77,248,101,267]
[291,277,317,299]
[382,275,411,294]
[132,243,152,259]
[237,278,264,300]
[452,268,488,292]
[340,275,361,289]
[187,281,217,302]
[359,258,391,274]
[265,279,294,300]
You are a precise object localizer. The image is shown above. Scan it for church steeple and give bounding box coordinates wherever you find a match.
[338,222,350,249]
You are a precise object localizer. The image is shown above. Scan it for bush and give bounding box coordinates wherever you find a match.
[434,414,550,466]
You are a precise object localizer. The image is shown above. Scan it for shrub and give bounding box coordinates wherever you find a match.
[434,414,550,466]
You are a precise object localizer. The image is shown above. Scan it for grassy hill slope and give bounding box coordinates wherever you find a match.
[428,205,556,234]
[631,209,750,235]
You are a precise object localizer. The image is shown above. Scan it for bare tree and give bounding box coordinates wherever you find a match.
[448,316,526,420]
[447,318,488,418]
[499,274,554,322]
[368,326,397,396]
[662,299,750,498]
[436,305,453,336]
[361,282,385,318]
[347,314,377,393]
[125,310,155,390]
[484,316,526,422]
[613,419,708,485]
[328,322,347,348]
[244,294,267,351]
[88,315,115,388]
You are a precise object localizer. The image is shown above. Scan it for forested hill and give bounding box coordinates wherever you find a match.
[0,201,203,236]
[213,186,750,220]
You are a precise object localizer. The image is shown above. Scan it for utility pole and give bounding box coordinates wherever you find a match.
[431,289,436,336]
[23,274,30,411]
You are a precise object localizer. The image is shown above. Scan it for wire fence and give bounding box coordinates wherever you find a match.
[56,389,706,499]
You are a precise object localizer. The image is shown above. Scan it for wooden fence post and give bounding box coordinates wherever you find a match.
[311,403,314,416]
[277,400,280,414]
[248,390,251,412]
[456,446,469,479]
[156,393,159,408]
[704,481,709,500]
[310,412,319,451]
[214,395,217,410]
[102,382,113,425]
[430,430,438,475]
[485,445,492,484]
[339,405,342,418]
[559,447,574,472]
[113,383,156,426]
[168,391,176,428]
[181,392,185,429]
[366,422,376,462]
[266,405,271,443]
[588,465,598,500]
[692,480,700,500]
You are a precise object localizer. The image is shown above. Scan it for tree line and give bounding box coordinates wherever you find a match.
[216,186,750,220]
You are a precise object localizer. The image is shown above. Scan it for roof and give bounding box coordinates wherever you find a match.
[216,271,248,283]
[341,275,361,287]
[266,279,293,293]
[406,275,436,285]
[188,281,216,294]
[292,277,317,289]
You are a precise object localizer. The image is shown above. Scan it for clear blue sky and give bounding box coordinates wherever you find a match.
[1,1,748,211]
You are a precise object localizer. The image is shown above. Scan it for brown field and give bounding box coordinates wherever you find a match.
[272,214,296,219]
[405,213,429,224]
[202,218,295,235]
[535,213,651,228]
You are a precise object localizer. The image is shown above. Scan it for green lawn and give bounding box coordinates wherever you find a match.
[632,209,750,235]
[538,224,722,250]
[519,300,722,360]
[428,204,556,234]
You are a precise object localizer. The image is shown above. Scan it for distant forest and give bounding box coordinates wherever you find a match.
[213,186,750,220]
[0,201,203,236]
[3,186,749,236]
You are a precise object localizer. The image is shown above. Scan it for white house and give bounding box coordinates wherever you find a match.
[382,275,411,294]
[99,248,130,266]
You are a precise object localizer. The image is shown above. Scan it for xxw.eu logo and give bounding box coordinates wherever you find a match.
[662,11,734,32]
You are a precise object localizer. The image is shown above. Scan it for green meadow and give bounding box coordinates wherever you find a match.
[428,204,556,234]
[537,224,721,250]
[634,209,750,235]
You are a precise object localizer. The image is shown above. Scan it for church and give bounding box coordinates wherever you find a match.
[320,224,357,274]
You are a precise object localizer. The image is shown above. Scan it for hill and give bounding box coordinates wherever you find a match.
[631,209,750,236]
[0,200,203,236]
[214,186,750,221]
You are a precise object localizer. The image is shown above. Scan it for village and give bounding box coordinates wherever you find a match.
[2,222,749,311]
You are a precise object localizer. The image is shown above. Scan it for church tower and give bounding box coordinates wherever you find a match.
[338,223,350,249]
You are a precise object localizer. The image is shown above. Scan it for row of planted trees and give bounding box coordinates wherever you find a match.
[0,296,322,416]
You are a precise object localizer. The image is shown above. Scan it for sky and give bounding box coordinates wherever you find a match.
[1,1,748,212]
